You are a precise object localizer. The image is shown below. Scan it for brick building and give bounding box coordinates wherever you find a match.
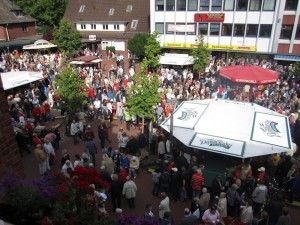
[0,79,23,179]
[0,0,40,51]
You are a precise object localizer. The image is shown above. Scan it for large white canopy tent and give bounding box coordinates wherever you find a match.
[0,71,43,90]
[159,53,194,66]
[161,99,292,158]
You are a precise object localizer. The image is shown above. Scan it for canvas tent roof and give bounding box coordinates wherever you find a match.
[23,39,57,50]
[161,99,292,158]
[159,53,194,65]
[1,71,43,90]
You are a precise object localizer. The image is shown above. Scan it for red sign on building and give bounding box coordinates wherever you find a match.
[194,13,225,22]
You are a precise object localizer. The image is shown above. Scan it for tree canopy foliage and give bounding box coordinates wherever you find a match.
[141,31,161,73]
[128,33,148,59]
[13,0,67,27]
[52,19,85,54]
[54,68,87,113]
[191,35,210,74]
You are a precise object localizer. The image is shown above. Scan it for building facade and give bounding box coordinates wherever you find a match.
[150,0,300,60]
[64,0,150,61]
[0,0,40,51]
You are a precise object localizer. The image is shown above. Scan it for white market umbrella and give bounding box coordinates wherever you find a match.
[161,99,292,158]
[1,71,43,90]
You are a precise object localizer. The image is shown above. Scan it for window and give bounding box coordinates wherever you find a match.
[155,23,164,34]
[155,0,164,11]
[246,24,258,37]
[222,24,233,36]
[210,23,220,35]
[200,0,209,11]
[187,23,196,35]
[131,20,138,29]
[102,24,108,30]
[280,25,293,39]
[236,0,248,10]
[114,24,120,30]
[224,0,235,10]
[249,0,261,10]
[166,0,175,11]
[12,10,24,17]
[81,24,86,29]
[102,41,109,50]
[234,24,245,36]
[166,23,174,34]
[91,24,96,29]
[126,5,133,12]
[188,0,198,11]
[285,0,298,10]
[109,8,115,15]
[79,5,85,13]
[212,0,222,11]
[198,23,208,35]
[263,0,276,10]
[295,26,300,39]
[259,25,272,37]
[177,0,186,11]
[22,24,28,32]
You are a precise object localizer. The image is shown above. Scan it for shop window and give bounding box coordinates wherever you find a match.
[198,23,208,35]
[224,0,235,10]
[259,25,272,37]
[210,23,220,36]
[222,24,233,36]
[233,24,245,36]
[280,25,293,39]
[246,24,258,37]
[296,26,300,40]
[212,0,222,11]
[236,0,248,10]
[155,0,164,11]
[188,0,198,11]
[177,0,186,11]
[155,23,164,34]
[200,0,209,11]
[166,0,175,11]
[263,0,276,11]
[249,0,261,11]
[285,0,298,10]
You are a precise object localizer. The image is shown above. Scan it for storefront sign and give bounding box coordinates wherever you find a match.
[89,35,96,41]
[194,13,225,22]
[167,24,195,33]
[163,42,257,52]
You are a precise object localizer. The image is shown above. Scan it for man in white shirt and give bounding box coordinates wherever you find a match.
[93,98,102,119]
[44,139,54,170]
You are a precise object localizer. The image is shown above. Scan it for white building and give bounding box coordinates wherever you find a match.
[150,0,300,60]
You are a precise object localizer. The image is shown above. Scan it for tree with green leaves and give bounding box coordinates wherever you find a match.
[141,31,162,73]
[54,68,87,113]
[291,62,300,78]
[13,0,67,27]
[128,33,148,59]
[191,35,210,76]
[126,73,162,133]
[52,19,85,54]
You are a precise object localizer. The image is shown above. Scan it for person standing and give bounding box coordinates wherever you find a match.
[122,176,137,208]
[98,124,106,149]
[129,156,139,179]
[180,208,197,225]
[138,131,148,160]
[158,192,171,221]
[217,192,227,218]
[85,137,98,166]
[110,174,123,212]
[251,180,268,216]
[191,169,205,199]
[70,119,79,145]
[276,207,290,225]
[34,144,47,176]
[240,200,254,225]
[170,167,180,202]
[43,139,55,169]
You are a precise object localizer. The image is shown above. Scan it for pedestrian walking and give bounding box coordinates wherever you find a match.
[122,176,137,208]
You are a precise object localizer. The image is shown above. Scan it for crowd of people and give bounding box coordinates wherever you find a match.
[1,47,300,225]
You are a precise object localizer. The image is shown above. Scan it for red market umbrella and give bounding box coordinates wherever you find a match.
[219,65,278,84]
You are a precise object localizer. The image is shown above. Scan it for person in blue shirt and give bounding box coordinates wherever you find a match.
[120,151,130,171]
[85,137,98,166]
